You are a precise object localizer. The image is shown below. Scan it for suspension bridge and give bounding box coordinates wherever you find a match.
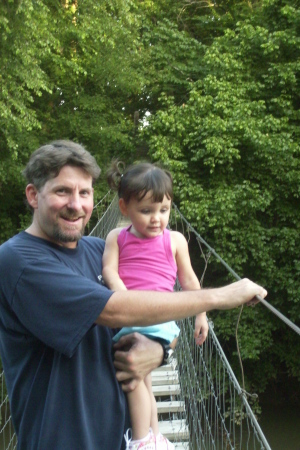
[0,193,299,450]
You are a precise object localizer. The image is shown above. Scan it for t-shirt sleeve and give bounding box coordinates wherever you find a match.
[11,258,113,357]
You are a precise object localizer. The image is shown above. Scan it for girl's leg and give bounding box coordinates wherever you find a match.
[144,373,159,436]
[170,337,178,349]
[144,363,175,449]
[143,336,178,437]
[127,380,152,440]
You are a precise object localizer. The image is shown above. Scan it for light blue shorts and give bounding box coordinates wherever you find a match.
[113,320,180,344]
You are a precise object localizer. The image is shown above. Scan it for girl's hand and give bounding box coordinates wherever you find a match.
[194,313,209,346]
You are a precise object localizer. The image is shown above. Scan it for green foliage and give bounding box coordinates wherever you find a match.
[143,0,300,388]
[0,0,145,242]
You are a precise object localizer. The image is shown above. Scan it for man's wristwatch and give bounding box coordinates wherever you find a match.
[158,341,174,366]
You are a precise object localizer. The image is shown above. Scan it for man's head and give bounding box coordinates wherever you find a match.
[24,140,101,248]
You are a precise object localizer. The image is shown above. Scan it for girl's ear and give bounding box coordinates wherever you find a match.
[25,184,39,209]
[119,198,128,216]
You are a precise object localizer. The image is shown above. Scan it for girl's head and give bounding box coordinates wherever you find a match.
[107,161,173,238]
[107,160,173,204]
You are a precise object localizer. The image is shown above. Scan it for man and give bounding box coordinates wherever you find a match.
[0,140,267,450]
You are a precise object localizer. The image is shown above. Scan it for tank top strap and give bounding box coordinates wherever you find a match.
[163,228,176,268]
[117,226,131,250]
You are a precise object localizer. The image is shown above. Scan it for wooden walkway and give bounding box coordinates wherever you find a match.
[152,361,189,449]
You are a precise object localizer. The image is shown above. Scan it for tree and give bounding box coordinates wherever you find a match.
[0,0,145,241]
[143,0,300,391]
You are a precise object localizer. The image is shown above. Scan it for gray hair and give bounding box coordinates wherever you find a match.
[23,140,101,190]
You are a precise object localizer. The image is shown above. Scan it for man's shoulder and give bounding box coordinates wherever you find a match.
[0,233,58,277]
[0,233,33,283]
[0,232,22,246]
[0,232,26,259]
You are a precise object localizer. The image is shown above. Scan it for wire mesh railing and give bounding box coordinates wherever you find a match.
[90,194,273,449]
[174,318,270,449]
[0,370,17,450]
[89,190,122,240]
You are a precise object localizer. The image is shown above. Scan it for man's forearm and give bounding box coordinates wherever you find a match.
[96,279,267,327]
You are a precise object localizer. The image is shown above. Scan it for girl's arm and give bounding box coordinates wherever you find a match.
[171,231,209,345]
[102,228,127,291]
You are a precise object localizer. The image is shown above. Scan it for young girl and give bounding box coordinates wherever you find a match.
[102,161,209,450]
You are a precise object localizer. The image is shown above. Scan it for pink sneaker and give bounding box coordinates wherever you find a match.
[155,432,175,450]
[124,428,156,450]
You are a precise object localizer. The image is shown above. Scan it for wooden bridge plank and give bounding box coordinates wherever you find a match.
[173,444,189,450]
[151,372,179,386]
[153,360,190,446]
[152,384,181,396]
[153,360,178,372]
[156,400,185,413]
[158,420,189,440]
[152,370,178,377]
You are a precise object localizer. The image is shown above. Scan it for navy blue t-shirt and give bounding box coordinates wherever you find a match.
[0,232,129,449]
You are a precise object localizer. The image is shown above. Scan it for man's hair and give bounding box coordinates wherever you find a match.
[23,140,101,190]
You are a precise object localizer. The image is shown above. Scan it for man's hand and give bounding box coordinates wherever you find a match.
[216,278,267,310]
[113,333,163,392]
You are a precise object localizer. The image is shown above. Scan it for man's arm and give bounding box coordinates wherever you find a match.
[96,278,267,327]
[109,280,267,391]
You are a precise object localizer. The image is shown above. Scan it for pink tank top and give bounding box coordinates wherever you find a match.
[117,227,177,291]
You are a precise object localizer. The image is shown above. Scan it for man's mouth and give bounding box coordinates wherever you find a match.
[60,215,85,223]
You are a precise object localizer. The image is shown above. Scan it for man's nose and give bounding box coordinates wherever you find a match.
[68,192,82,210]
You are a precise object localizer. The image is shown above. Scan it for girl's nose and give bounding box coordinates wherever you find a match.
[150,212,159,222]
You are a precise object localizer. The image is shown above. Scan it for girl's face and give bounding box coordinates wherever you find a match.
[119,191,171,239]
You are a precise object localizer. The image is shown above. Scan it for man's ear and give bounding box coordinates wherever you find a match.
[25,184,39,209]
[119,198,128,216]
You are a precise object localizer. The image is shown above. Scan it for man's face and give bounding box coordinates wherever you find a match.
[29,165,94,248]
